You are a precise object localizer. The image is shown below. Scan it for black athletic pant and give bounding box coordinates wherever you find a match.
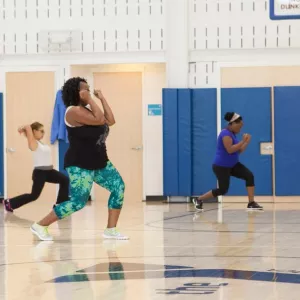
[9,169,69,209]
[212,162,255,197]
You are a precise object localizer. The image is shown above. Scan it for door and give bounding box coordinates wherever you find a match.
[221,87,273,196]
[0,93,3,198]
[274,86,300,196]
[6,72,57,201]
[93,72,143,203]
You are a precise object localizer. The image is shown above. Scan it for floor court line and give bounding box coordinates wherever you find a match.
[2,255,300,268]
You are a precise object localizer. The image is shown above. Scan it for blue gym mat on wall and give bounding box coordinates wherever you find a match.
[221,87,272,196]
[163,89,192,196]
[163,89,179,195]
[163,88,217,196]
[192,89,217,195]
[274,86,300,196]
[177,89,192,195]
[0,94,3,198]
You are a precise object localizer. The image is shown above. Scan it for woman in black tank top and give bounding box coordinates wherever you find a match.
[30,77,128,241]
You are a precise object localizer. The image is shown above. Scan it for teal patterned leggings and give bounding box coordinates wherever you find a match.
[54,161,125,220]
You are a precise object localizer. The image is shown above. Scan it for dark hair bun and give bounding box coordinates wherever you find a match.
[224,112,234,122]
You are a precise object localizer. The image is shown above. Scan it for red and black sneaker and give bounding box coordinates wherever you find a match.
[3,199,13,212]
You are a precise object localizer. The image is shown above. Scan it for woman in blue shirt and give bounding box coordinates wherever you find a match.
[193,112,263,212]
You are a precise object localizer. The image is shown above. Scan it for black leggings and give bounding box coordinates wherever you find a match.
[9,169,69,209]
[212,163,255,197]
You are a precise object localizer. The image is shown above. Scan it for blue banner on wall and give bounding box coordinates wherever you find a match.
[270,0,300,20]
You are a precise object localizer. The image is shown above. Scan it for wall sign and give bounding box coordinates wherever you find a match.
[270,0,300,20]
[148,104,162,116]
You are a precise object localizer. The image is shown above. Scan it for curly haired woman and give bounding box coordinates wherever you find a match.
[30,77,128,241]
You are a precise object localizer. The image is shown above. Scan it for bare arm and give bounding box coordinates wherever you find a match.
[94,90,115,126]
[20,125,38,151]
[222,136,246,154]
[66,90,106,126]
[100,97,115,126]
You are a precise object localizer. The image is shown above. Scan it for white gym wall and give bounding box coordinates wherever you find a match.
[1,0,300,198]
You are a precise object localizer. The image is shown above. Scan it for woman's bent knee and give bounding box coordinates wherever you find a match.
[246,173,255,187]
[54,196,87,219]
[212,187,229,197]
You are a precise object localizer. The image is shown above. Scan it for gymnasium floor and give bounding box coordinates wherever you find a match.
[1,200,300,300]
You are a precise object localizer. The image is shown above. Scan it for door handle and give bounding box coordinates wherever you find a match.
[131,146,143,151]
[6,148,16,153]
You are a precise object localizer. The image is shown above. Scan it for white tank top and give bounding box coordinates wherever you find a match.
[64,105,92,127]
[33,141,52,168]
[65,106,75,127]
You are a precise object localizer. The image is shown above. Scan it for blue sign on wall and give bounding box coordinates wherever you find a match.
[270,0,300,20]
[148,104,162,116]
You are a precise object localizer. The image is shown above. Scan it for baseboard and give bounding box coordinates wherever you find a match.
[145,196,218,203]
[145,195,167,201]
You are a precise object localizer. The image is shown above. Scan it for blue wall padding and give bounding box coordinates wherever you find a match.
[163,89,179,195]
[178,89,192,196]
[221,87,272,196]
[192,89,217,195]
[274,86,300,196]
[163,88,217,197]
[0,94,3,197]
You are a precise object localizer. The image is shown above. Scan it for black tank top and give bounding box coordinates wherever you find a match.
[64,124,110,170]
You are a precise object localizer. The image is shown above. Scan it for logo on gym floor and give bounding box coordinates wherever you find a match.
[156,282,228,295]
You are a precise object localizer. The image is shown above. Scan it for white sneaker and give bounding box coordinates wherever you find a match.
[103,228,129,240]
[30,223,53,241]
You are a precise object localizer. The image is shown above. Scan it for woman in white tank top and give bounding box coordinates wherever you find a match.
[2,122,69,212]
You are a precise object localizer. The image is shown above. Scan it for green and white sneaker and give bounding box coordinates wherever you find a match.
[103,227,129,240]
[30,223,53,241]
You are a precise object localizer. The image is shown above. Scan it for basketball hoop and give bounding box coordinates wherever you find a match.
[39,30,81,53]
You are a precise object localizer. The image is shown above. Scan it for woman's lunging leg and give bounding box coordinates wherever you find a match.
[230,162,263,210]
[193,165,231,211]
[31,167,94,241]
[93,161,127,240]
[6,171,46,211]
[45,169,70,205]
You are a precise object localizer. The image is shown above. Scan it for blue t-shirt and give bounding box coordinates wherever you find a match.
[213,129,239,168]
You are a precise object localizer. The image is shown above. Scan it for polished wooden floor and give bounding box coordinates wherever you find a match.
[1,199,300,300]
